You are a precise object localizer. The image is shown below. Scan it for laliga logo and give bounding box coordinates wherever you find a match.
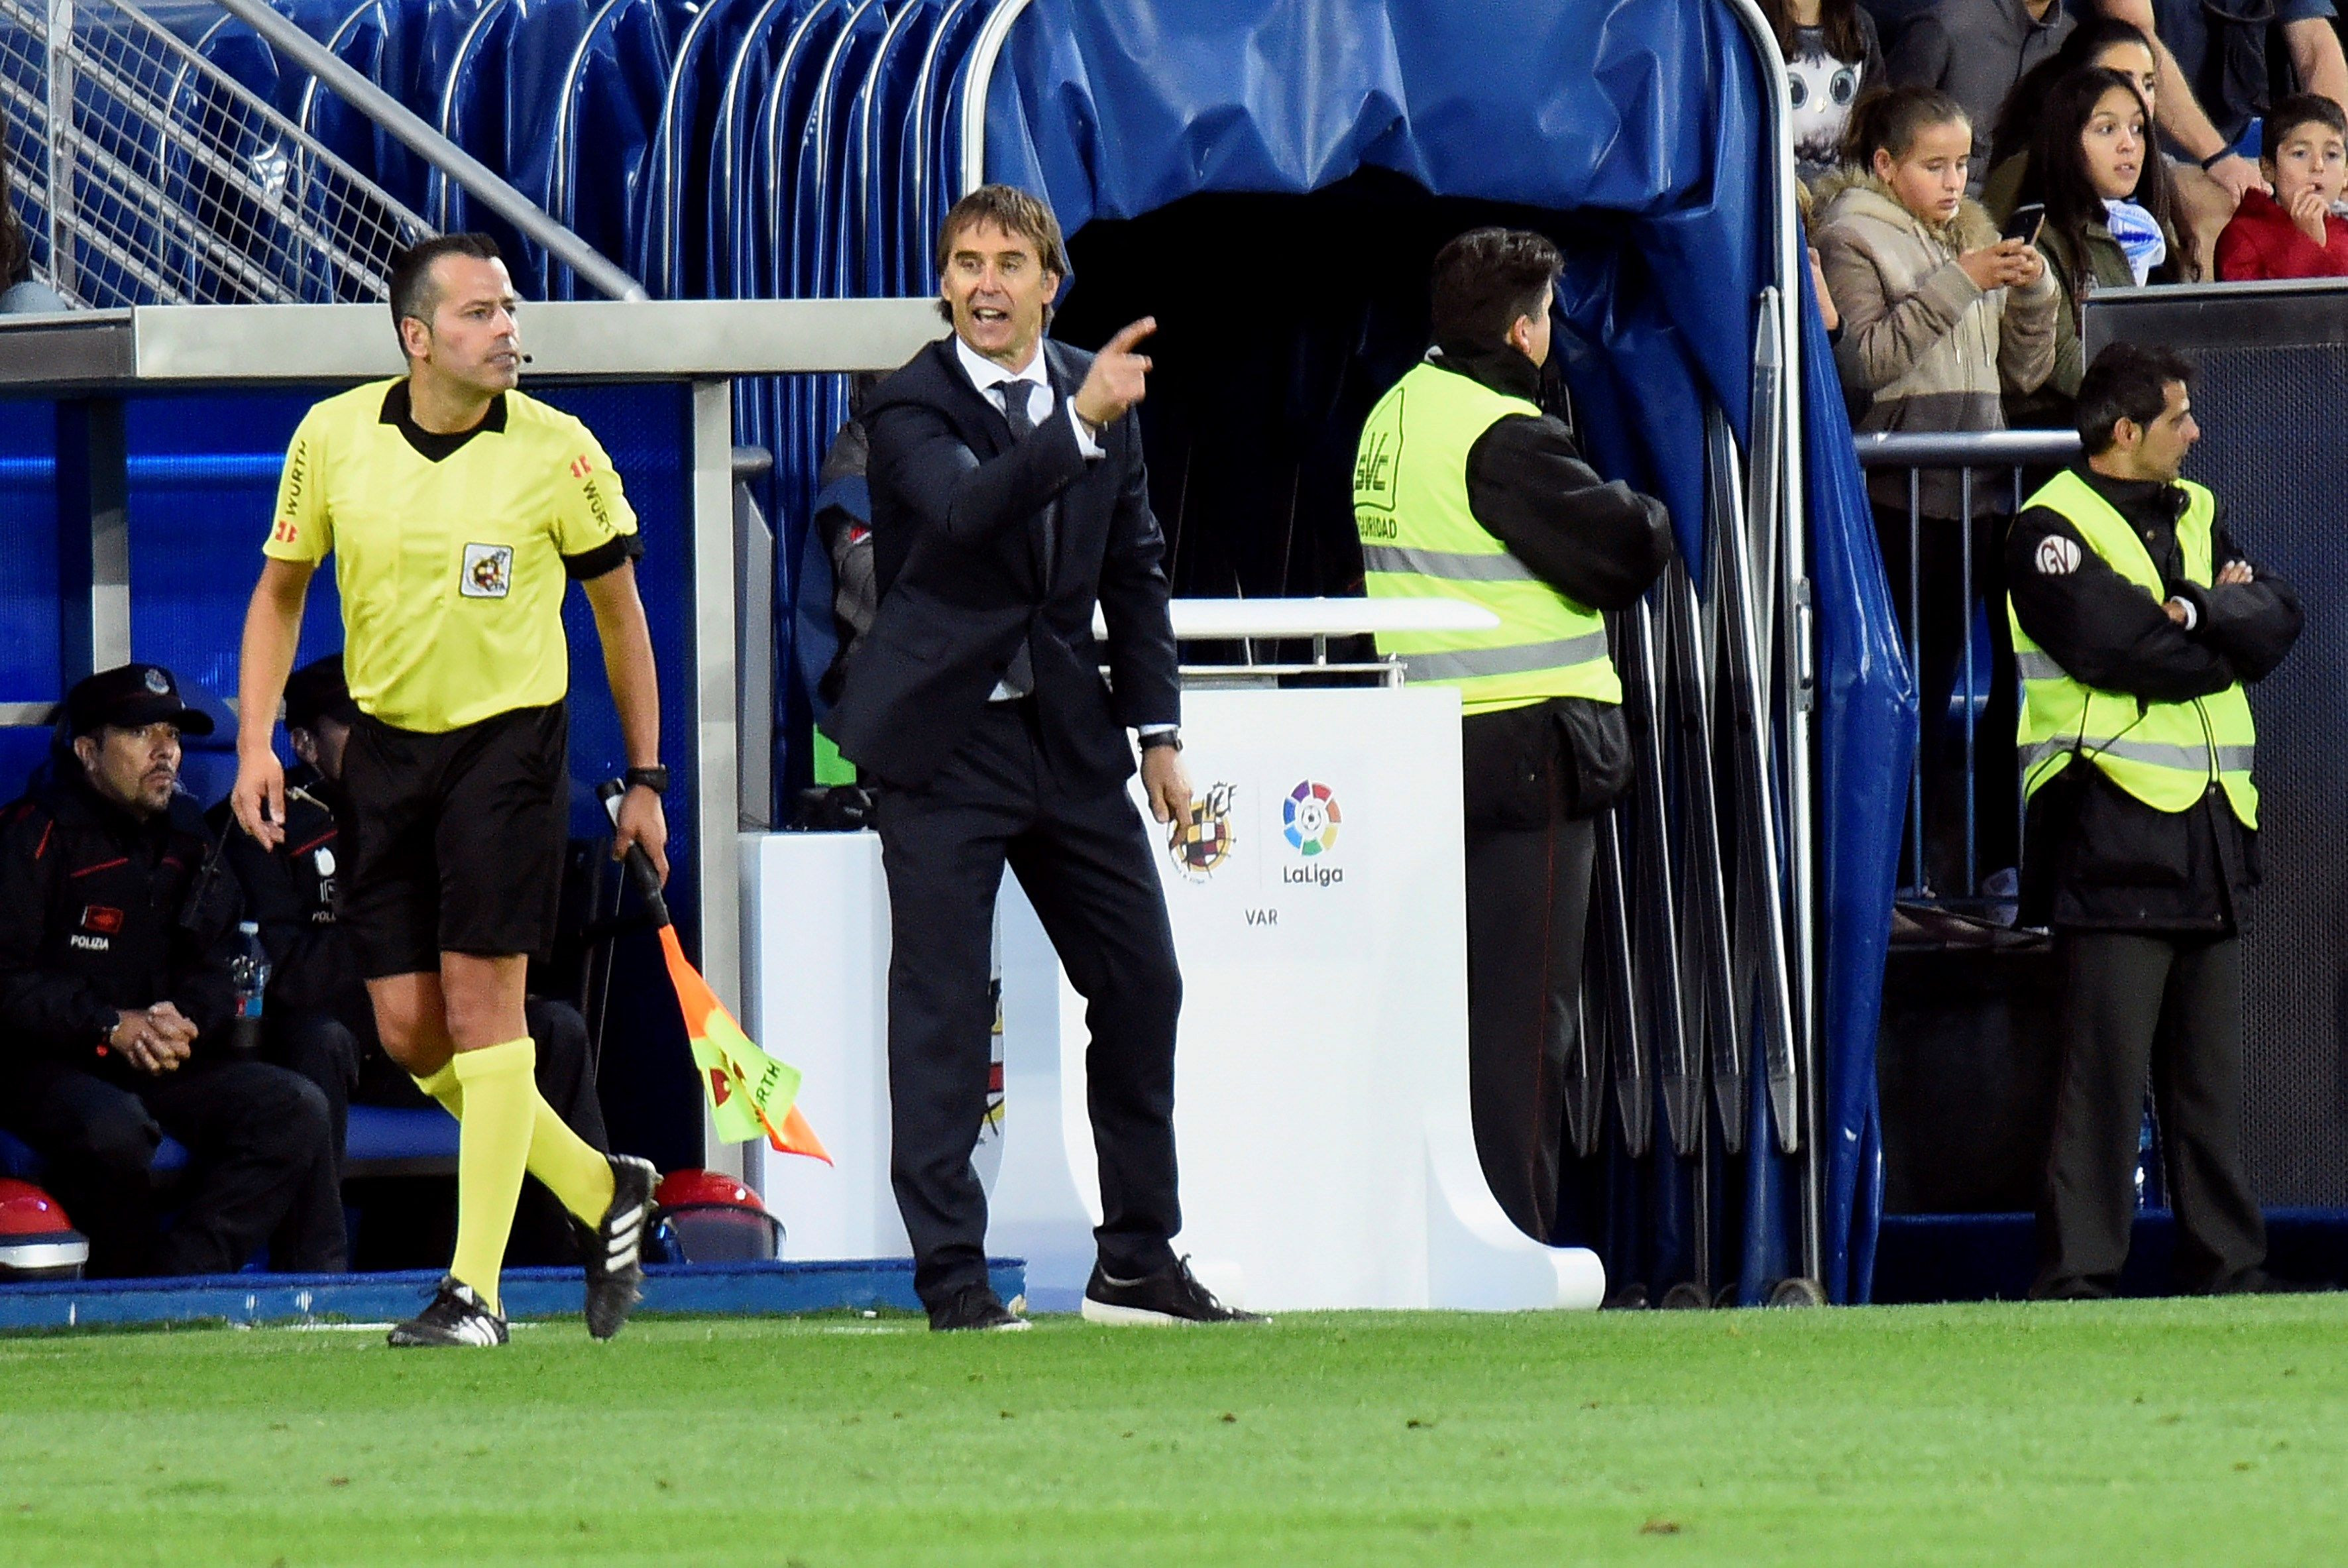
[1168,782,1238,881]
[1282,780,1341,856]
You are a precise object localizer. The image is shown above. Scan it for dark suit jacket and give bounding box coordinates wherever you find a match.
[821,335,1180,789]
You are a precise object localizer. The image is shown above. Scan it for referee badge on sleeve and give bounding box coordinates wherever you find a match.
[461,541,514,598]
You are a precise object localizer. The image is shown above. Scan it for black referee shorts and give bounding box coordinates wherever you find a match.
[340,702,569,979]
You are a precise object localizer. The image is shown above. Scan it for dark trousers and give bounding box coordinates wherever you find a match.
[0,1057,345,1277]
[1874,503,2019,888]
[874,700,1183,1308]
[2035,931,2266,1296]
[1465,811,1597,1244]
[276,997,608,1263]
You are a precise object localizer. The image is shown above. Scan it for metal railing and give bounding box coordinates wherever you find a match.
[0,0,430,304]
[1855,429,2084,909]
[0,0,643,308]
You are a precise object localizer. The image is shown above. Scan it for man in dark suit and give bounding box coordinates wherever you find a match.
[824,184,1257,1331]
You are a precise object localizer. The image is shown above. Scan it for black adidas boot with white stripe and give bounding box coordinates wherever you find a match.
[387,1278,509,1347]
[581,1154,657,1340]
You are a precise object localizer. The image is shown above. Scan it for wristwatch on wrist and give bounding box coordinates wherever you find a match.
[623,764,671,795]
[1139,729,1182,753]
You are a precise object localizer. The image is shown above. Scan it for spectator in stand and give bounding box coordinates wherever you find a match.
[2009,68,2195,430]
[1761,0,1889,185]
[1887,0,2074,194]
[2214,94,2348,279]
[2084,0,2348,271]
[1815,85,2058,890]
[2096,0,2347,184]
[0,144,63,314]
[1983,17,2163,217]
[1795,178,1844,338]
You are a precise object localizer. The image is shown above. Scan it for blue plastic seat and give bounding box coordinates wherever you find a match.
[0,1127,192,1184]
[344,1104,461,1176]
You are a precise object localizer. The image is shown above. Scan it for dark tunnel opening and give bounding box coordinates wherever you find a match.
[1051,167,1636,629]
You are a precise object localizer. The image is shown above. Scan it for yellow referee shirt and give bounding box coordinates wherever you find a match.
[264,379,641,734]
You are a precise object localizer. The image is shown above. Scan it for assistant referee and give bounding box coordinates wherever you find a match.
[231,234,667,1348]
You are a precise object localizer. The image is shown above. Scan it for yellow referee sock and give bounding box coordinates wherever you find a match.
[448,1038,537,1312]
[413,1061,616,1227]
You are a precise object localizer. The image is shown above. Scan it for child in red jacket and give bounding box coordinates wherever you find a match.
[2216,95,2348,281]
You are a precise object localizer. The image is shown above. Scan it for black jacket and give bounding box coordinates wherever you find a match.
[2007,465,2303,930]
[1437,343,1677,612]
[1437,343,1675,828]
[209,767,366,1031]
[0,773,242,1081]
[821,336,1179,790]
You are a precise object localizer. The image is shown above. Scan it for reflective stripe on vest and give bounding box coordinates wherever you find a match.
[1353,360,1620,714]
[1403,631,1613,683]
[2007,469,2258,825]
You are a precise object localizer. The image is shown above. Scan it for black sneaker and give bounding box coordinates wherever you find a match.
[387,1277,508,1347]
[928,1284,1033,1332]
[579,1154,657,1341]
[1082,1256,1268,1325]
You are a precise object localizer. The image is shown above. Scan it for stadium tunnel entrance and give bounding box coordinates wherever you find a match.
[1051,170,1634,618]
[961,0,1911,1304]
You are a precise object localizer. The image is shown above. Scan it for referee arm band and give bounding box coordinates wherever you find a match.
[563,533,647,581]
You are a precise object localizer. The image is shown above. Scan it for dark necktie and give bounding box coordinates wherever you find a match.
[994,379,1054,699]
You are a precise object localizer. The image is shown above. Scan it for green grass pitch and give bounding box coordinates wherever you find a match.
[1,1298,2343,1565]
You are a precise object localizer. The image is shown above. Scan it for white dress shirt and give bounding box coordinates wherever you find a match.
[954,335,1103,459]
[951,335,1170,738]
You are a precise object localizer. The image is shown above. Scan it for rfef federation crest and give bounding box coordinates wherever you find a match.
[460,541,514,598]
[1168,782,1238,881]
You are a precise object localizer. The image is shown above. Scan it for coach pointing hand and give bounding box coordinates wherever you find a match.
[1072,317,1156,425]
[822,185,1254,1331]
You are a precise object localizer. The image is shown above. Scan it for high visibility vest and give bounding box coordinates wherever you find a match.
[2008,468,2258,826]
[1352,361,1620,715]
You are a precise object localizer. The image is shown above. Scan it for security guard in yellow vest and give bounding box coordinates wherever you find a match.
[2006,343,2302,1299]
[1353,228,1672,1241]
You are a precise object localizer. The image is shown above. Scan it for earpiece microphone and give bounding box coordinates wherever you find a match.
[520,353,535,363]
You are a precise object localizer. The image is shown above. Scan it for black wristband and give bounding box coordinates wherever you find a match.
[624,765,671,795]
[2201,147,2234,172]
[1139,730,1182,753]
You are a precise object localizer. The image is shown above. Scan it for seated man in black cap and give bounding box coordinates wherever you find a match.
[0,663,345,1276]
[216,654,608,1261]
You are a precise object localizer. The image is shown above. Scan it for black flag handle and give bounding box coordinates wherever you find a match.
[596,778,671,928]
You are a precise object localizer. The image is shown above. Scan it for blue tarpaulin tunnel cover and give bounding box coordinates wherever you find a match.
[975,0,1912,1300]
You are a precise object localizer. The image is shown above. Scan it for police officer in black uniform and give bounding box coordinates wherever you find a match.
[0,664,343,1277]
[217,655,608,1259]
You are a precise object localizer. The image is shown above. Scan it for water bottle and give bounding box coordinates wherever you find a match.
[228,921,269,1056]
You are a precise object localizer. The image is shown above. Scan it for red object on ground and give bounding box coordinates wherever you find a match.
[650,1168,783,1264]
[655,1168,762,1211]
[0,1177,91,1278]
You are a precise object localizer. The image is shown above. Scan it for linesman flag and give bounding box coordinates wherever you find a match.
[600,783,830,1164]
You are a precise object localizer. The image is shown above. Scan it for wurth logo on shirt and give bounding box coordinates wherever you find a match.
[570,454,594,478]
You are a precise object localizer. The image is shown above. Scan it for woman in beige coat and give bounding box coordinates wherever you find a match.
[1815,85,2060,895]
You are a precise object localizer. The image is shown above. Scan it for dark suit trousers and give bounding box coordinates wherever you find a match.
[874,699,1183,1308]
[2035,931,2266,1296]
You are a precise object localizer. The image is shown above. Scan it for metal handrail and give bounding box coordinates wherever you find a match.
[208,0,648,301]
[1855,431,2084,467]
